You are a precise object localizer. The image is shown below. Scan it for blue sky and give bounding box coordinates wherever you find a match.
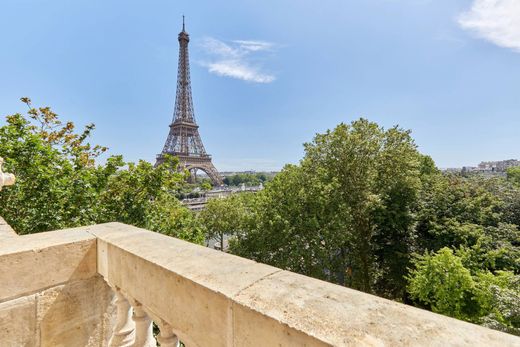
[1,0,519,171]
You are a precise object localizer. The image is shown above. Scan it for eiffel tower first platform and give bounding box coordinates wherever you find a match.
[156,18,223,186]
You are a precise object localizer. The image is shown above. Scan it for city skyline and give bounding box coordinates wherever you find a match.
[1,1,519,171]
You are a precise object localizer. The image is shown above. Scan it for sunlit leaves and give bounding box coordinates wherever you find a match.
[0,98,203,244]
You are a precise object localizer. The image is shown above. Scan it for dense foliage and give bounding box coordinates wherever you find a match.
[507,166,520,186]
[2,100,518,335]
[232,119,423,295]
[222,172,271,186]
[0,98,203,243]
[202,119,520,335]
[198,193,254,250]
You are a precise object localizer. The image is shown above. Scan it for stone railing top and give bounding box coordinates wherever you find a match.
[0,222,518,346]
[0,226,97,302]
[90,223,520,347]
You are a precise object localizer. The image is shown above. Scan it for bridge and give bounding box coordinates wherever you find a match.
[182,184,263,211]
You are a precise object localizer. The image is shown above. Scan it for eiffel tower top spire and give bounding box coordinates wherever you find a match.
[156,18,222,186]
[173,16,194,125]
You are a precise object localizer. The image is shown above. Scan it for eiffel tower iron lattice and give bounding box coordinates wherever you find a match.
[156,18,223,186]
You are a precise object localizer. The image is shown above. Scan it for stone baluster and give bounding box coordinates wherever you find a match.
[109,290,136,347]
[131,300,156,347]
[0,157,15,191]
[156,321,179,347]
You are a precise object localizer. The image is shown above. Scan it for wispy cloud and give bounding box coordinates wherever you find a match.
[199,37,276,83]
[458,0,520,52]
[232,40,274,52]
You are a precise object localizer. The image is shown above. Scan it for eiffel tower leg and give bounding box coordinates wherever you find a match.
[199,163,223,186]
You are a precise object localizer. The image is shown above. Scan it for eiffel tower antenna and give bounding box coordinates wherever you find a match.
[156,18,222,186]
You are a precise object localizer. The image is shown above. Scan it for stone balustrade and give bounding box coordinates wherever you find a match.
[0,221,519,346]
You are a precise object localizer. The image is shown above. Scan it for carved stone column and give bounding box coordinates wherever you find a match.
[109,291,135,347]
[132,301,156,347]
[156,321,179,347]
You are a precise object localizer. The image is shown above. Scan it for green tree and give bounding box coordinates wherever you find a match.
[199,193,253,251]
[414,174,503,253]
[301,119,421,294]
[95,156,184,226]
[222,173,270,186]
[232,119,422,296]
[478,272,520,335]
[0,98,203,243]
[407,248,479,320]
[144,194,204,244]
[0,98,109,232]
[231,164,351,281]
[199,179,213,192]
[507,166,520,186]
[408,248,520,334]
[479,176,520,228]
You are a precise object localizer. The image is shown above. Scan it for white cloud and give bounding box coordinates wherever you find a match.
[232,40,274,52]
[458,0,520,52]
[199,37,276,83]
[205,60,275,83]
[200,37,240,58]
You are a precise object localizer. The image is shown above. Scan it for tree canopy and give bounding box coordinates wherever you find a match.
[231,119,423,296]
[213,118,520,334]
[0,98,203,243]
[222,172,271,187]
[2,100,519,336]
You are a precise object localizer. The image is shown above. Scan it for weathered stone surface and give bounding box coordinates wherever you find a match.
[0,277,114,347]
[233,270,520,347]
[0,295,37,347]
[89,223,280,347]
[36,276,114,347]
[101,290,116,346]
[0,223,115,346]
[0,216,17,241]
[1,221,518,346]
[233,299,329,347]
[92,223,520,347]
[88,223,280,297]
[0,227,97,301]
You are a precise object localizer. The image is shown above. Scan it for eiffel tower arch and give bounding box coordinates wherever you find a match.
[156,17,223,186]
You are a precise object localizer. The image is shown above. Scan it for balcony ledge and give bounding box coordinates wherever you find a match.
[0,221,518,346]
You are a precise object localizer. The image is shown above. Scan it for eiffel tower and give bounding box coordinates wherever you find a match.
[156,17,223,186]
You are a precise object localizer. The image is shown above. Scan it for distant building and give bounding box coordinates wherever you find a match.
[477,159,520,173]
[460,159,519,176]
